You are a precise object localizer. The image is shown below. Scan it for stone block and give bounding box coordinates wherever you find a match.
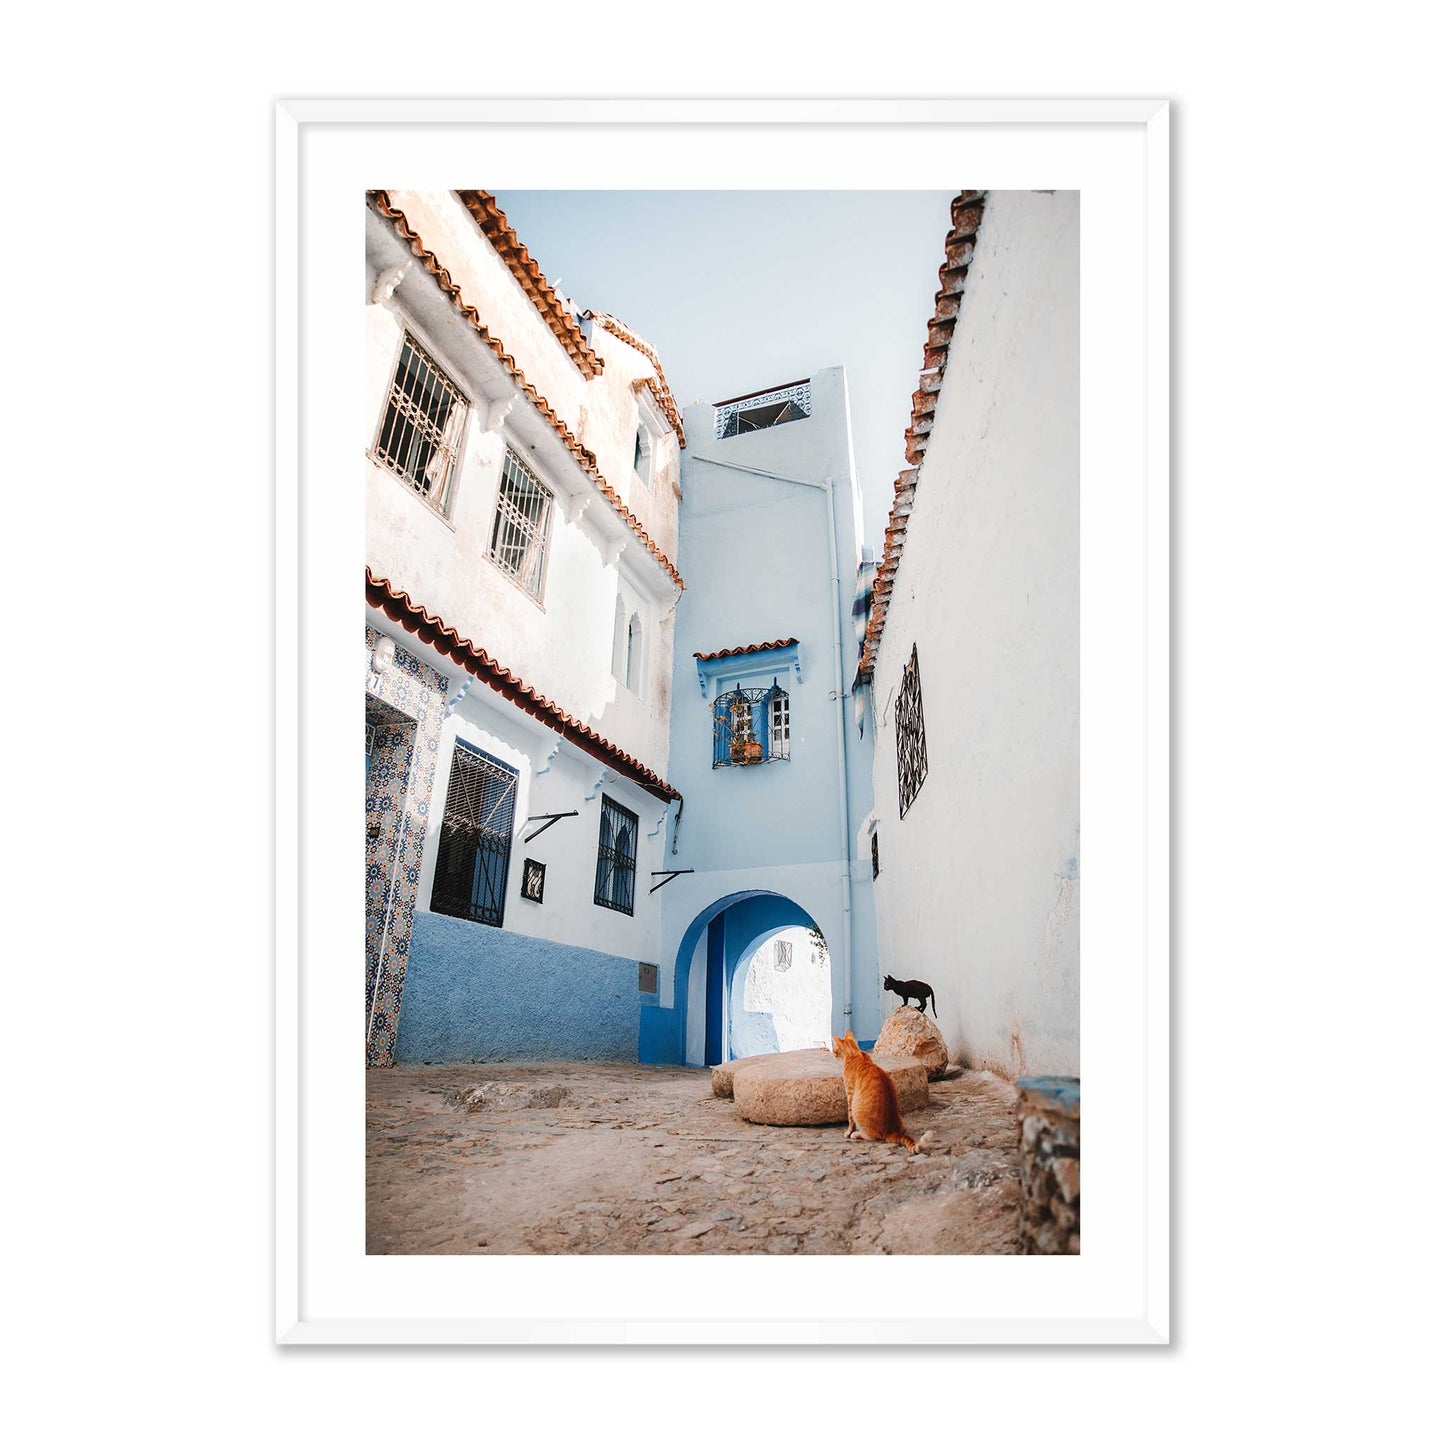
[1015,1074,1080,1254]
[873,1006,950,1079]
[732,1049,928,1126]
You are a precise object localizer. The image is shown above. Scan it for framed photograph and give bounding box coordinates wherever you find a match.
[276,98,1169,1345]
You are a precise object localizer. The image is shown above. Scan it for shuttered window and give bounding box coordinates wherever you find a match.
[430,743,518,927]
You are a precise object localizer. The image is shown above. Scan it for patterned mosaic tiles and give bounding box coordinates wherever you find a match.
[365,626,449,1066]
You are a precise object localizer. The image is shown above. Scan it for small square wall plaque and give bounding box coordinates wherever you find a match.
[520,857,545,903]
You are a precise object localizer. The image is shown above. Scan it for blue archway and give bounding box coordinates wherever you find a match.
[639,890,825,1066]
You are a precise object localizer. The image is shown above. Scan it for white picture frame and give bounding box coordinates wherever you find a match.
[275,98,1170,1345]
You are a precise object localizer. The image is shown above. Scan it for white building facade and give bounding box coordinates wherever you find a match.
[862,191,1081,1078]
[640,368,880,1067]
[363,189,687,1066]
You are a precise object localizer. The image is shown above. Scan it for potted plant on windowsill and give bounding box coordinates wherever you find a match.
[729,694,763,765]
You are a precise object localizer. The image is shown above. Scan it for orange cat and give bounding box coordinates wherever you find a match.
[831,1030,935,1154]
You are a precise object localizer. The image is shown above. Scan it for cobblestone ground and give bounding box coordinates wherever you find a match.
[367,1061,1023,1254]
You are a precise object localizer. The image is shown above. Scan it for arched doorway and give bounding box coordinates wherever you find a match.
[731,925,832,1057]
[656,890,832,1067]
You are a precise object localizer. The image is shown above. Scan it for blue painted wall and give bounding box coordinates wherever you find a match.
[640,889,817,1065]
[396,911,640,1062]
[638,1004,683,1066]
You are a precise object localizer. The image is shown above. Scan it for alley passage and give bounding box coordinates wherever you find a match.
[367,1061,1023,1254]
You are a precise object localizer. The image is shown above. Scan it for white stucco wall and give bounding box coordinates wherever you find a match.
[869,191,1080,1078]
[660,367,880,1053]
[369,606,672,967]
[737,927,833,1054]
[364,190,682,784]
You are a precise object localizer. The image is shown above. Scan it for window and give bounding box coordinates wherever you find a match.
[769,690,790,756]
[633,388,670,492]
[633,425,653,491]
[895,644,929,817]
[713,680,790,767]
[372,332,468,513]
[430,742,518,927]
[871,831,880,878]
[594,796,639,915]
[612,595,628,683]
[488,447,554,600]
[626,613,642,692]
[714,380,812,439]
[612,596,645,693]
[774,940,793,972]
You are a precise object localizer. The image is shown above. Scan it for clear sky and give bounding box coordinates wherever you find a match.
[489,189,956,556]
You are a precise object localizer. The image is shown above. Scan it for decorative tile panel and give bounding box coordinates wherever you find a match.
[364,626,449,1066]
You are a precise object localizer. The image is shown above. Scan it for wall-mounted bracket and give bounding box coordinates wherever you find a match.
[523,810,579,844]
[648,798,676,839]
[558,489,591,524]
[583,770,616,804]
[649,869,695,895]
[484,391,518,433]
[443,676,473,717]
[370,259,412,305]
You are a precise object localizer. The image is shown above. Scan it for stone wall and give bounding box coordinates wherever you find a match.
[1016,1075,1079,1254]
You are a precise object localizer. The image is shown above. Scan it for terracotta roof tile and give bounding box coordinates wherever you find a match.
[692,638,799,661]
[367,569,681,803]
[583,311,687,446]
[454,190,604,379]
[369,191,684,591]
[860,191,987,677]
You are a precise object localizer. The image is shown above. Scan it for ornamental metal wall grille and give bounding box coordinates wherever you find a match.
[430,742,518,927]
[714,381,812,439]
[895,644,929,818]
[712,682,791,767]
[373,332,468,512]
[594,795,639,915]
[488,447,554,599]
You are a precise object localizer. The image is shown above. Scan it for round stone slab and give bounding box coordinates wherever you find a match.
[711,1049,822,1099]
[732,1050,930,1127]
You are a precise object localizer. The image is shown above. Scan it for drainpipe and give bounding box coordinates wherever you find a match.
[695,456,856,1030]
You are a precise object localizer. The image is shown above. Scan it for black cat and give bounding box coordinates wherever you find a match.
[883,973,937,1017]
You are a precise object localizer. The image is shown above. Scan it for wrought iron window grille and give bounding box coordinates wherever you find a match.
[372,332,467,513]
[714,381,812,439]
[430,742,518,928]
[594,795,639,916]
[712,680,791,768]
[895,644,929,818]
[488,446,554,600]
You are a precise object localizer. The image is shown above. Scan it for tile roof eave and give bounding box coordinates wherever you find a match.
[692,638,800,662]
[582,311,687,447]
[368,191,684,592]
[859,191,987,679]
[367,569,682,804]
[454,189,605,379]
